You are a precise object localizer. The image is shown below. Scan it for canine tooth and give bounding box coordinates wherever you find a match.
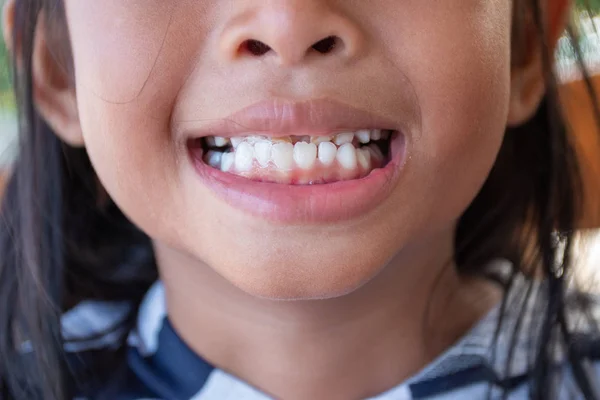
[318,142,337,166]
[206,151,223,168]
[311,135,334,145]
[272,142,294,170]
[337,143,358,169]
[356,130,371,144]
[334,132,354,146]
[293,142,317,170]
[368,144,384,160]
[254,141,272,167]
[231,137,244,148]
[221,152,235,172]
[235,142,254,172]
[214,136,229,147]
[370,130,382,141]
[357,148,371,169]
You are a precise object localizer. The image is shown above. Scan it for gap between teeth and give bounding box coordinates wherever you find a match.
[203,130,388,173]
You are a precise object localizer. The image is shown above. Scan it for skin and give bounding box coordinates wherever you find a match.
[4,0,569,398]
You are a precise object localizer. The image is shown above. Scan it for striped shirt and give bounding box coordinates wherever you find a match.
[59,264,600,399]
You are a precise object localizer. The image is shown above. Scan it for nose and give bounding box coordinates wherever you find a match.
[219,2,365,66]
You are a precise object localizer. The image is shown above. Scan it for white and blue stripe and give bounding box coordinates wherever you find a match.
[59,264,600,399]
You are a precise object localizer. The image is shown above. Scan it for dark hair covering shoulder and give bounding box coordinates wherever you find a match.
[1,0,600,399]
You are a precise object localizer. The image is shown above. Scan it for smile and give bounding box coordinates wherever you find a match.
[190,129,397,185]
[183,99,407,222]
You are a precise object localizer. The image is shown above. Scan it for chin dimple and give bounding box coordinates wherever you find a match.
[197,130,392,185]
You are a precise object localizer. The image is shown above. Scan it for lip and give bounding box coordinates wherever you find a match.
[177,98,401,138]
[184,99,407,223]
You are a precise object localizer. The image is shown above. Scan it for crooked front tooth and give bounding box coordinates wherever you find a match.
[272,137,292,144]
[356,130,371,144]
[235,142,254,172]
[311,135,334,145]
[254,141,272,167]
[334,132,355,146]
[294,135,311,143]
[294,142,317,170]
[357,148,371,169]
[318,141,337,166]
[272,142,294,170]
[221,152,235,172]
[337,143,358,169]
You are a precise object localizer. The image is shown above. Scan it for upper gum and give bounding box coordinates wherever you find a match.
[208,129,383,140]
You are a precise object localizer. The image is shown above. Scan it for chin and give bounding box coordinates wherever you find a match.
[212,246,388,301]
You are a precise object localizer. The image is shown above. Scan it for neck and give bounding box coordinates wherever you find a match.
[157,230,500,400]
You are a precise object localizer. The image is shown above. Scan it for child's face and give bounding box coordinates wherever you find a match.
[61,0,513,298]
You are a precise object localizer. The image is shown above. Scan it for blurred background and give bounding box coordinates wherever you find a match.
[0,0,14,167]
[0,1,599,287]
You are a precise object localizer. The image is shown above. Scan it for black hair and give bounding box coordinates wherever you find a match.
[0,0,599,399]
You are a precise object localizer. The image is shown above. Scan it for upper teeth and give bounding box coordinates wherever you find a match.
[206,129,388,149]
[202,129,390,174]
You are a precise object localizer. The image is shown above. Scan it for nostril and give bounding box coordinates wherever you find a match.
[311,36,339,54]
[242,39,272,56]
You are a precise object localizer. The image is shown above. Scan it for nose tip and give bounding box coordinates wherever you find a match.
[220,4,364,66]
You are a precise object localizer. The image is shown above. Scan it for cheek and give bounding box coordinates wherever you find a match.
[76,100,180,236]
[65,0,514,300]
[64,1,174,102]
[65,1,218,244]
[390,2,512,228]
[64,0,215,102]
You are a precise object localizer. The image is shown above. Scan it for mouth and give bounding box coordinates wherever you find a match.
[188,129,397,185]
[182,99,407,223]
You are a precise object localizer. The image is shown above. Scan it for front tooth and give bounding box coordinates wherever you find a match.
[235,142,254,172]
[318,142,337,166]
[293,135,311,144]
[214,136,229,147]
[272,136,292,144]
[272,142,294,170]
[334,132,355,146]
[357,148,371,169]
[231,137,244,148]
[254,141,272,167]
[370,130,382,141]
[311,135,334,145]
[293,142,317,170]
[337,143,358,169]
[206,151,223,168]
[356,130,371,144]
[221,152,235,172]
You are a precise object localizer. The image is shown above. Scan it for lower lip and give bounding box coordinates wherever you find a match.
[189,136,406,224]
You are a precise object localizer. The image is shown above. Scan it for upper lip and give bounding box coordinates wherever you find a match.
[178,99,399,138]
